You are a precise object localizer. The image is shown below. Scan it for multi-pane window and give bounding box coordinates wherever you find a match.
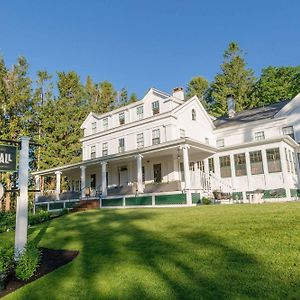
[119,112,125,125]
[136,106,144,120]
[208,158,215,173]
[102,142,108,156]
[152,129,160,145]
[180,129,186,138]
[250,150,264,175]
[254,131,265,141]
[91,122,97,134]
[216,139,224,147]
[266,148,281,173]
[137,133,144,149]
[152,101,160,115]
[197,160,205,172]
[102,118,108,130]
[192,109,196,121]
[234,153,247,176]
[91,145,96,159]
[285,148,291,172]
[118,138,125,153]
[219,155,231,178]
[189,162,195,171]
[282,126,295,140]
[293,152,298,174]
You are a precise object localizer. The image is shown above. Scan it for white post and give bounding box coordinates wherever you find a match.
[15,136,30,259]
[261,148,270,187]
[279,144,291,199]
[55,171,62,200]
[34,175,40,214]
[136,154,143,193]
[80,166,86,199]
[101,162,107,197]
[182,145,191,189]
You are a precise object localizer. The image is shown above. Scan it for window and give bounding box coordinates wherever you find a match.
[136,106,143,120]
[102,118,108,130]
[119,112,125,125]
[216,139,224,147]
[189,162,195,171]
[219,155,231,178]
[289,150,294,173]
[208,158,215,173]
[266,148,281,173]
[192,109,196,121]
[285,148,290,172]
[118,138,125,153]
[137,133,144,149]
[254,131,265,141]
[152,129,160,145]
[205,137,209,145]
[250,151,264,175]
[197,160,205,172]
[282,126,295,140]
[102,142,108,156]
[91,145,96,159]
[91,122,97,134]
[152,101,160,115]
[234,153,247,176]
[180,129,186,138]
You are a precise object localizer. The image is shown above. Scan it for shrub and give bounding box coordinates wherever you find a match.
[15,243,41,281]
[28,211,51,226]
[202,197,212,205]
[0,212,16,233]
[0,243,14,290]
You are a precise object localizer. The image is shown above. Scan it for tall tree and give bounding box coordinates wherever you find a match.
[209,42,256,116]
[186,76,209,107]
[98,81,116,113]
[251,66,300,107]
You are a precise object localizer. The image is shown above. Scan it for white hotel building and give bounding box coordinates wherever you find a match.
[34,87,300,208]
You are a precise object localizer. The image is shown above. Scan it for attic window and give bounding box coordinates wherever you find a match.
[282,126,295,140]
[103,118,108,130]
[91,122,97,134]
[152,101,160,115]
[119,112,125,125]
[192,109,196,121]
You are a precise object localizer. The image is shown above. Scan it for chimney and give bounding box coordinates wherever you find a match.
[172,87,184,101]
[227,94,235,118]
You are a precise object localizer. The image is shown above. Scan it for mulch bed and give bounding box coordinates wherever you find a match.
[0,248,79,298]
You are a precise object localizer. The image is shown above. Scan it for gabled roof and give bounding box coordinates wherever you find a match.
[213,100,289,129]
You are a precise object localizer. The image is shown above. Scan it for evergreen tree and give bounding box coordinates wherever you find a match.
[98,81,117,113]
[128,93,138,104]
[209,42,256,116]
[186,76,209,107]
[251,66,300,107]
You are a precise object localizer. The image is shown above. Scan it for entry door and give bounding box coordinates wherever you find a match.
[153,164,162,183]
[119,166,128,186]
[90,174,96,189]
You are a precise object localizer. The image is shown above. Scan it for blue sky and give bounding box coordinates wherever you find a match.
[0,0,299,98]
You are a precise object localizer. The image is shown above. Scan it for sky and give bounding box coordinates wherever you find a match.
[0,0,299,98]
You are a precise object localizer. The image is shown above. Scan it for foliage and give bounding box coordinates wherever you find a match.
[201,197,212,205]
[15,243,41,280]
[186,76,209,107]
[209,42,256,116]
[28,211,51,226]
[251,66,300,107]
[0,243,14,274]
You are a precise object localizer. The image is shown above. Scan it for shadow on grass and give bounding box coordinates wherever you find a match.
[14,209,297,300]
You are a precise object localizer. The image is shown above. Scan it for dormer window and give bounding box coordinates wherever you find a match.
[119,112,125,125]
[103,118,108,130]
[91,122,96,134]
[91,145,96,159]
[254,131,265,141]
[136,106,143,120]
[152,101,160,115]
[192,109,196,121]
[282,126,295,140]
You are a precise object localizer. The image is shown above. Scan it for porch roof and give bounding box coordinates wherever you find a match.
[32,138,217,176]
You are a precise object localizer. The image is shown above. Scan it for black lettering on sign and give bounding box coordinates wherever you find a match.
[0,145,17,171]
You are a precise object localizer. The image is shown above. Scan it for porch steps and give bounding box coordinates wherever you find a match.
[72,199,100,212]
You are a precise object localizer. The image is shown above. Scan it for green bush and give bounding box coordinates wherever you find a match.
[202,197,212,205]
[28,211,51,226]
[15,243,41,280]
[0,243,14,290]
[0,212,16,233]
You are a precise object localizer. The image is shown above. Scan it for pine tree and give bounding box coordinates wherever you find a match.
[209,42,256,116]
[186,76,209,107]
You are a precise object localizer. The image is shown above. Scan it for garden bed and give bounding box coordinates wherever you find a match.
[0,248,79,298]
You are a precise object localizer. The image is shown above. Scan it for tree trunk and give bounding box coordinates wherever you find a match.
[5,175,11,211]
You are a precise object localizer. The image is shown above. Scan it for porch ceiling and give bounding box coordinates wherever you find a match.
[32,138,216,176]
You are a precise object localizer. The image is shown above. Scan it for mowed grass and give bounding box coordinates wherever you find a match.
[2,203,300,300]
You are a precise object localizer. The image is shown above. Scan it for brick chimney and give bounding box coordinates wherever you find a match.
[172,87,184,101]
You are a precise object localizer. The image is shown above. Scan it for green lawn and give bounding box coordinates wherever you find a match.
[2,203,300,300]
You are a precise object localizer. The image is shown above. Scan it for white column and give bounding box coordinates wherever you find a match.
[34,175,40,204]
[245,151,253,191]
[101,162,107,197]
[182,145,191,189]
[55,171,62,200]
[172,154,180,181]
[230,153,236,191]
[80,166,86,199]
[15,136,30,259]
[261,148,270,187]
[136,154,143,193]
[279,144,291,199]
